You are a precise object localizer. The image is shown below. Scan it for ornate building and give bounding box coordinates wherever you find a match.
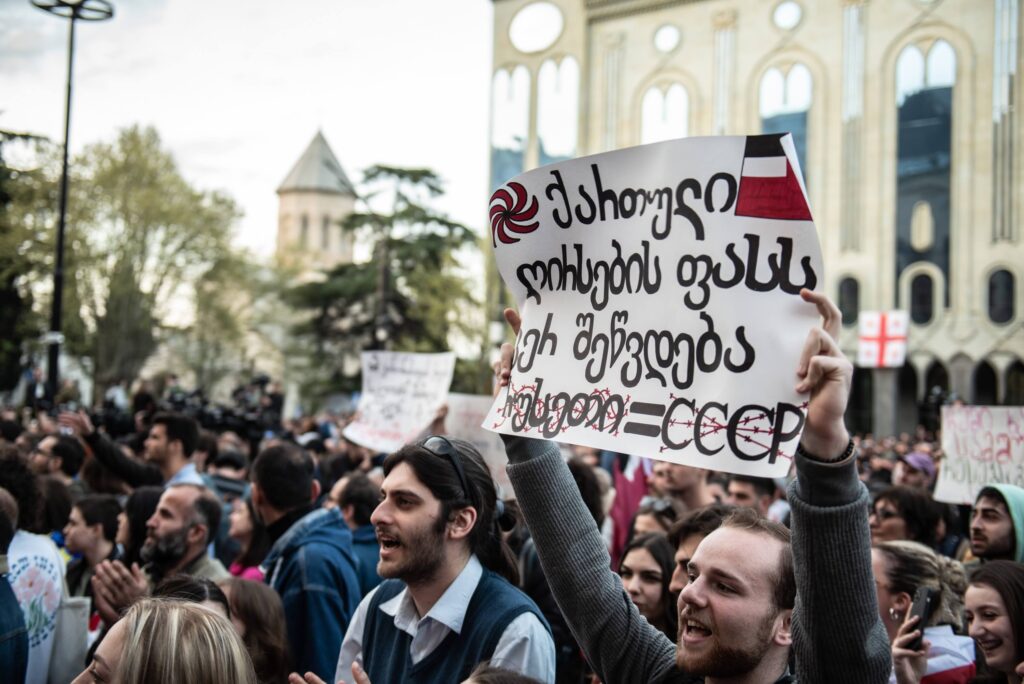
[276,131,357,271]
[488,0,1024,435]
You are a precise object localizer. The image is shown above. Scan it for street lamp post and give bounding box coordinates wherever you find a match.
[31,0,114,403]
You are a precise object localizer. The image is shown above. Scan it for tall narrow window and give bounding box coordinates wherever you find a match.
[895,41,955,307]
[491,66,530,189]
[989,269,1015,324]
[838,277,860,326]
[640,84,689,144]
[300,214,309,249]
[910,273,934,324]
[759,64,812,178]
[538,57,579,166]
[321,215,331,250]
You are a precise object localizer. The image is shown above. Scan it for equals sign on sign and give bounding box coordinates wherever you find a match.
[623,402,665,437]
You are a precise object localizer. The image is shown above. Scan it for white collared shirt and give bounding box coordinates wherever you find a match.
[335,555,555,683]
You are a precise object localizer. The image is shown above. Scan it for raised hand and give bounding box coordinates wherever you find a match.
[891,614,929,684]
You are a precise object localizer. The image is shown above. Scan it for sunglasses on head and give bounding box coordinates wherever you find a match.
[420,435,475,507]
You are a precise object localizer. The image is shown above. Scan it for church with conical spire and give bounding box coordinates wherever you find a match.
[276,131,356,270]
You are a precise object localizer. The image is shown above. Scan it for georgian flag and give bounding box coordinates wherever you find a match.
[735,133,812,221]
[857,311,909,368]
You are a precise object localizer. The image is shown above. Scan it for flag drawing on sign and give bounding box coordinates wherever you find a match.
[857,311,909,368]
[735,134,812,221]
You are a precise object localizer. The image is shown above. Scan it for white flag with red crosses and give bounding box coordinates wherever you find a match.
[857,311,909,368]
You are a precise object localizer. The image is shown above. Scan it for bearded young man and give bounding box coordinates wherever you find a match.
[332,437,555,684]
[495,290,890,684]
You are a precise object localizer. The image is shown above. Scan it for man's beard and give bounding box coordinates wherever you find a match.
[141,526,190,570]
[676,608,777,678]
[377,517,446,586]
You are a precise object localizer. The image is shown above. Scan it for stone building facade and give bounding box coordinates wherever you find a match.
[489,0,1023,435]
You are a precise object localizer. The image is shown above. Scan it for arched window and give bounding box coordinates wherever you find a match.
[895,41,955,307]
[988,269,1015,324]
[838,277,860,326]
[1007,361,1024,406]
[973,361,997,405]
[491,66,530,189]
[910,273,934,324]
[759,64,812,178]
[640,83,689,144]
[538,57,579,165]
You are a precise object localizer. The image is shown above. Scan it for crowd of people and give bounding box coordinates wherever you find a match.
[0,291,1022,684]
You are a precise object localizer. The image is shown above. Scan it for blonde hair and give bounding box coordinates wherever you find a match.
[118,598,257,684]
[874,540,967,631]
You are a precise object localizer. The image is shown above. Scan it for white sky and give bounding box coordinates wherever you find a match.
[0,0,495,257]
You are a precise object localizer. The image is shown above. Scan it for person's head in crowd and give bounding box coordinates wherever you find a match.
[667,502,734,594]
[229,496,270,572]
[250,443,319,525]
[375,436,519,585]
[618,532,678,640]
[676,506,794,680]
[337,473,377,531]
[705,473,729,503]
[570,444,600,468]
[194,429,219,473]
[0,487,17,556]
[871,540,967,643]
[463,661,543,683]
[0,444,40,532]
[64,495,121,565]
[869,485,940,547]
[144,411,200,470]
[567,457,605,528]
[0,419,23,445]
[631,497,682,537]
[966,561,1024,682]
[117,485,162,568]
[892,451,936,490]
[971,485,1024,563]
[143,484,221,577]
[38,475,72,537]
[80,455,131,496]
[657,462,714,508]
[209,450,248,481]
[152,575,232,620]
[71,598,257,684]
[725,475,776,516]
[28,434,85,482]
[218,431,250,458]
[219,577,290,684]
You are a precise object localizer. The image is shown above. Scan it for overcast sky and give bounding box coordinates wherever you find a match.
[0,0,494,256]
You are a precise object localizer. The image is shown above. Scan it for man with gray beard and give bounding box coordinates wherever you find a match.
[91,484,228,621]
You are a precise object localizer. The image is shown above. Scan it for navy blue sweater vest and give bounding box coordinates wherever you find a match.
[362,568,549,683]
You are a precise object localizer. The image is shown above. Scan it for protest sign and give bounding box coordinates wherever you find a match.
[934,406,1024,505]
[483,134,823,477]
[445,393,514,498]
[344,351,456,454]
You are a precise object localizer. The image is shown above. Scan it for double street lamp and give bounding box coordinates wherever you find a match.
[30,0,114,402]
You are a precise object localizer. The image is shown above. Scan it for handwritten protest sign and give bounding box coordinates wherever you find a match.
[483,134,823,477]
[934,406,1024,505]
[446,393,514,498]
[344,351,455,454]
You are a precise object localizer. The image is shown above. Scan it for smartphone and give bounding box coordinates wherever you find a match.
[906,586,938,650]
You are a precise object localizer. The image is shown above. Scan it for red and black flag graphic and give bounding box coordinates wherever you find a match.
[735,134,812,221]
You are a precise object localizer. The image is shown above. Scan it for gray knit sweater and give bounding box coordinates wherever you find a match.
[503,435,891,684]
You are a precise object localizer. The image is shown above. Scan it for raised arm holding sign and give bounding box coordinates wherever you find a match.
[489,136,888,684]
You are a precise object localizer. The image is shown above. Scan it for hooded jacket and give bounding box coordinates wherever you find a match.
[264,506,361,681]
[985,484,1024,563]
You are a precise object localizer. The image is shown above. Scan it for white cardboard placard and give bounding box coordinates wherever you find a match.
[934,406,1024,505]
[483,134,823,477]
[445,392,514,498]
[344,351,456,453]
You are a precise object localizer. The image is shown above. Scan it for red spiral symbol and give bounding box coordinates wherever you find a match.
[489,181,539,247]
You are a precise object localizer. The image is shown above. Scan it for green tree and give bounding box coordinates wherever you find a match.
[73,126,241,389]
[285,165,479,397]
